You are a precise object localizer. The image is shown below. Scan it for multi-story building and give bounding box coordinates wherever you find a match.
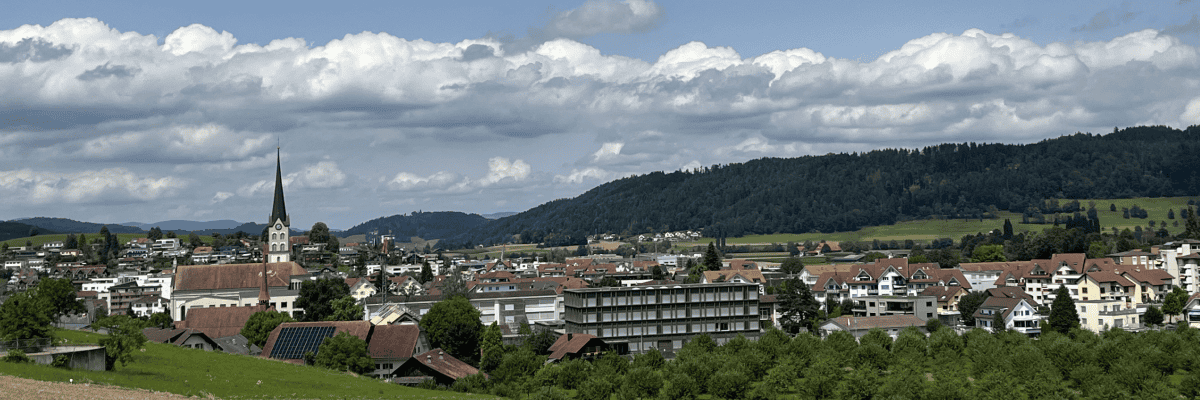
[1155,240,1200,293]
[1076,299,1140,332]
[850,295,938,321]
[563,282,762,355]
[366,289,563,328]
[973,296,1041,335]
[806,259,971,304]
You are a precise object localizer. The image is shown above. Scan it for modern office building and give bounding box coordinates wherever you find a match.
[563,282,762,355]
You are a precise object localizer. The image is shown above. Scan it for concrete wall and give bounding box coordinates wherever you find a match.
[29,346,107,371]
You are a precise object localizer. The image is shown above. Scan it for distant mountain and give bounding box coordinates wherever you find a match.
[164,222,272,237]
[342,211,490,241]
[443,125,1200,247]
[0,221,57,242]
[481,212,518,220]
[16,217,143,234]
[129,219,243,231]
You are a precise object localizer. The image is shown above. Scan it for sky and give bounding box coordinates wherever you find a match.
[2,0,1200,230]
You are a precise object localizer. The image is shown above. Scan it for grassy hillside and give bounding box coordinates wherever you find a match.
[0,329,492,400]
[674,196,1196,246]
[1,233,219,248]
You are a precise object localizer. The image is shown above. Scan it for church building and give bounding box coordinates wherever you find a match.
[267,148,291,263]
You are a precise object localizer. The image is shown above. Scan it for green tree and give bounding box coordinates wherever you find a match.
[313,332,373,374]
[703,242,722,271]
[1086,241,1109,259]
[241,310,295,347]
[94,315,147,370]
[308,222,340,251]
[187,232,202,248]
[1186,206,1200,240]
[295,278,351,321]
[0,291,53,341]
[148,312,173,329]
[1162,286,1188,323]
[480,322,504,372]
[1143,305,1164,326]
[780,257,805,275]
[418,261,434,284]
[33,278,85,319]
[1049,285,1080,334]
[957,291,988,326]
[777,277,821,334]
[419,296,483,365]
[147,227,162,241]
[326,296,364,321]
[971,244,1007,262]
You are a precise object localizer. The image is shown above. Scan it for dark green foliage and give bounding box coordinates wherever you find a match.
[617,366,663,400]
[577,376,617,400]
[957,291,988,326]
[859,328,893,351]
[703,242,722,271]
[479,323,504,372]
[33,278,86,319]
[1163,286,1188,322]
[490,347,544,385]
[52,354,70,368]
[1144,305,1164,326]
[325,296,364,321]
[708,366,751,400]
[295,278,350,322]
[777,277,821,333]
[1049,285,1080,334]
[0,291,53,341]
[3,349,31,363]
[631,348,665,370]
[148,312,173,329]
[241,310,294,347]
[925,318,943,333]
[343,211,491,240]
[779,257,804,275]
[418,296,482,365]
[521,329,557,355]
[313,332,373,374]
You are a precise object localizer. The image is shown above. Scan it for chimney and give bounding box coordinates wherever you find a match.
[567,333,572,341]
[439,350,444,360]
[426,355,431,364]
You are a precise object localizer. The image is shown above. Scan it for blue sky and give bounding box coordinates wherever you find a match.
[1,0,1199,230]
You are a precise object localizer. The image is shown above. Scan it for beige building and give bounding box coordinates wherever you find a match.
[1076,299,1140,332]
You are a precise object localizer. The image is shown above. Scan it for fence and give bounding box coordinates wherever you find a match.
[0,337,52,354]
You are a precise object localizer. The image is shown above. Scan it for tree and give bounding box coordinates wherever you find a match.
[308,222,340,251]
[957,291,988,326]
[295,278,351,322]
[33,278,85,319]
[0,291,53,341]
[326,296,364,321]
[780,257,805,275]
[148,312,173,329]
[94,315,147,370]
[187,232,202,248]
[1144,305,1164,326]
[147,227,162,241]
[777,277,821,334]
[1162,286,1188,323]
[971,244,1007,263]
[1049,285,1080,334]
[418,261,434,284]
[313,332,373,374]
[991,309,1006,333]
[703,241,723,271]
[651,265,665,280]
[1186,207,1200,240]
[480,322,504,372]
[241,310,295,347]
[419,296,483,364]
[64,234,78,250]
[1003,219,1014,239]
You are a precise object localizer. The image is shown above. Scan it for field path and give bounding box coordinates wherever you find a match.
[0,374,201,400]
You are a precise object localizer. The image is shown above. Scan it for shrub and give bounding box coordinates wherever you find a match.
[3,349,31,363]
[450,373,490,394]
[659,373,699,400]
[708,367,751,400]
[52,354,70,369]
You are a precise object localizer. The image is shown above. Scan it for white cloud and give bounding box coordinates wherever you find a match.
[1182,97,1200,126]
[480,157,531,185]
[543,0,664,39]
[593,142,624,161]
[79,124,271,163]
[388,157,531,193]
[555,167,612,184]
[0,168,186,204]
[211,191,234,203]
[238,161,349,196]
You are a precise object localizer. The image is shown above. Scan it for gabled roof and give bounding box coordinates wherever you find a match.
[142,327,221,349]
[973,296,1036,321]
[1083,270,1135,287]
[407,348,480,381]
[1115,267,1174,286]
[261,321,373,360]
[702,269,766,284]
[1051,253,1087,274]
[547,333,606,360]
[368,324,422,359]
[177,305,272,339]
[175,262,308,291]
[725,259,757,271]
[919,285,967,302]
[986,286,1033,300]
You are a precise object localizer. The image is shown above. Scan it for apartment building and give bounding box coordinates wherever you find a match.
[850,295,938,321]
[563,282,762,355]
[1076,299,1141,331]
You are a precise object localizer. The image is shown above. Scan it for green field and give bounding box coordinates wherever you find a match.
[669,196,1198,246]
[0,329,492,400]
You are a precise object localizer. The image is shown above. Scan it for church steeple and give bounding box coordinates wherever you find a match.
[270,147,288,227]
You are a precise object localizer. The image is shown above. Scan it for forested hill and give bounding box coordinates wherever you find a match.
[342,211,490,241]
[14,217,143,234]
[0,221,57,242]
[445,125,1200,247]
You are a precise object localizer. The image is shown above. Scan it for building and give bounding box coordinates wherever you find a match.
[1076,299,1141,332]
[266,147,291,263]
[366,289,562,327]
[142,328,223,351]
[562,282,762,355]
[818,315,926,339]
[973,296,1042,336]
[850,295,938,321]
[171,262,309,321]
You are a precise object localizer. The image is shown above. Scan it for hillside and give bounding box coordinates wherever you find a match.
[342,211,491,241]
[15,217,143,234]
[125,219,243,231]
[0,221,55,242]
[446,125,1200,247]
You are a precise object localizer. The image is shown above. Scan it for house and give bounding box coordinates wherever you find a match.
[171,261,310,321]
[390,349,481,386]
[1076,299,1141,332]
[700,269,767,291]
[919,285,969,326]
[261,321,374,363]
[818,315,926,339]
[851,295,938,321]
[807,258,970,304]
[973,296,1042,335]
[142,327,223,351]
[546,333,608,361]
[1184,293,1200,329]
[175,305,273,339]
[129,295,169,317]
[368,324,430,378]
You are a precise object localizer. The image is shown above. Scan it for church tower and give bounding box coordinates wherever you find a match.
[267,147,291,263]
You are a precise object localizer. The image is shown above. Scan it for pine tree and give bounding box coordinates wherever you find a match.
[1049,285,1080,334]
[703,242,722,271]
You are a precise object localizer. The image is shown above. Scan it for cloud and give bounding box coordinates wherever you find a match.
[0,38,73,63]
[388,157,531,193]
[238,161,349,196]
[211,191,234,203]
[1072,9,1139,33]
[593,142,624,161]
[542,0,663,38]
[555,167,613,184]
[1181,97,1200,126]
[0,168,185,204]
[76,62,139,81]
[1162,14,1200,36]
[78,124,271,163]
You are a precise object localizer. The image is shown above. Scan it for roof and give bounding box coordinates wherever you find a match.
[270,148,288,226]
[986,286,1033,300]
[408,348,480,380]
[368,325,422,359]
[1083,270,1134,287]
[177,305,271,338]
[547,333,605,360]
[142,327,221,349]
[1116,267,1174,286]
[174,262,307,291]
[919,285,967,301]
[702,269,766,284]
[822,315,925,331]
[973,296,1036,321]
[261,320,373,360]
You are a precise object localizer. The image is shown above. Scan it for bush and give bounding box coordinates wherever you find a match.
[659,373,699,400]
[577,376,617,400]
[3,349,31,363]
[52,354,70,369]
[708,367,751,400]
[450,373,490,394]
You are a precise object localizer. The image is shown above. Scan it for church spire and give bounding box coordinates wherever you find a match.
[270,147,288,227]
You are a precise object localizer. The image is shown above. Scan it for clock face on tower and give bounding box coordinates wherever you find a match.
[276,223,282,230]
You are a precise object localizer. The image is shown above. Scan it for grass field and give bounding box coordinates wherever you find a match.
[669,196,1198,247]
[0,329,492,400]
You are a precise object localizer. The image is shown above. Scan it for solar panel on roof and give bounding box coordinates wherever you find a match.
[269,326,336,359]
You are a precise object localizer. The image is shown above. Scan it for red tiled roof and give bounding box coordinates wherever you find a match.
[410,348,480,380]
[175,262,307,291]
[547,333,605,360]
[177,305,272,338]
[368,325,421,359]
